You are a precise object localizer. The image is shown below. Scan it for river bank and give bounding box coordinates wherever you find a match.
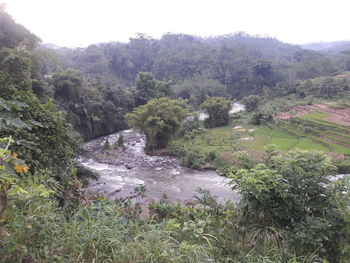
[80,129,240,203]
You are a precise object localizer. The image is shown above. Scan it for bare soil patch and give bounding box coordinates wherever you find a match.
[275,104,350,126]
[320,136,350,148]
[239,137,255,141]
[274,105,318,120]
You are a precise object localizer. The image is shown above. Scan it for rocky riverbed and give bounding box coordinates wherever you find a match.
[80,129,240,203]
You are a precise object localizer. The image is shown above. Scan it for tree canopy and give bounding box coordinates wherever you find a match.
[135,72,172,106]
[126,98,189,150]
[200,97,231,127]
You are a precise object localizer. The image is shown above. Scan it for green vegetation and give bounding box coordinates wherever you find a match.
[135,72,172,106]
[298,111,330,120]
[200,97,231,127]
[230,149,349,262]
[2,139,350,262]
[174,76,229,106]
[267,129,299,150]
[114,134,125,149]
[242,95,260,112]
[126,98,189,151]
[2,6,350,263]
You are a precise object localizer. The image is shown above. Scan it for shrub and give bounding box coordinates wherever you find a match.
[75,163,99,187]
[336,159,350,174]
[250,111,273,125]
[102,137,111,151]
[229,149,350,260]
[114,134,124,149]
[181,149,205,169]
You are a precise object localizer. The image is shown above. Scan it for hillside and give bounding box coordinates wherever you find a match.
[52,33,338,97]
[301,40,350,53]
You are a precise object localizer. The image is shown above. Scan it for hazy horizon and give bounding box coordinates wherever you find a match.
[3,0,350,48]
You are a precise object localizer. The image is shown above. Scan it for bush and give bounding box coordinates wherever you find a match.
[181,149,205,169]
[229,149,350,260]
[102,137,111,151]
[114,134,125,149]
[250,111,273,125]
[336,159,350,174]
[75,163,99,187]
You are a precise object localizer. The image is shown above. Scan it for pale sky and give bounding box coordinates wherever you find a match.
[3,0,350,47]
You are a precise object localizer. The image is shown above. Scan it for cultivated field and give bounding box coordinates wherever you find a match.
[175,103,350,156]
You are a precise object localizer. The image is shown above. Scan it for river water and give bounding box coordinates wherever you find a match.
[80,103,245,203]
[198,102,245,120]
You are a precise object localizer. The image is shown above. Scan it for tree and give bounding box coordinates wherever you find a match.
[0,6,40,49]
[126,98,189,151]
[114,134,124,149]
[174,75,229,106]
[200,97,231,127]
[102,137,111,151]
[52,69,84,102]
[241,95,260,112]
[135,72,172,106]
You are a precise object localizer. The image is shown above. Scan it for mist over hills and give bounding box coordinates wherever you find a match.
[301,40,350,53]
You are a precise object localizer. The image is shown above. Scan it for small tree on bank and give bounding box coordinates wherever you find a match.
[102,137,111,151]
[242,95,260,112]
[200,97,231,128]
[114,134,124,149]
[126,98,189,151]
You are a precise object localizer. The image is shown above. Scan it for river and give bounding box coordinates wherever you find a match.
[80,103,244,203]
[198,102,245,120]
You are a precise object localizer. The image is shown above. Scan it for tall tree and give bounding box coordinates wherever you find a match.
[200,97,231,127]
[135,72,172,106]
[126,98,189,151]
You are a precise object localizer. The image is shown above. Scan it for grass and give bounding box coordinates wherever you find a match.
[291,110,350,154]
[267,129,299,150]
[324,134,350,146]
[1,196,336,263]
[298,111,330,121]
[315,138,350,155]
[294,138,330,151]
[327,130,350,139]
[177,123,335,155]
[249,126,272,148]
[297,115,350,133]
[173,105,350,163]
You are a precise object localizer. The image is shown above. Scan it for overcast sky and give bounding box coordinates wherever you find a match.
[4,0,350,47]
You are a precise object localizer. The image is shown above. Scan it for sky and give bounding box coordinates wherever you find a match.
[3,0,350,47]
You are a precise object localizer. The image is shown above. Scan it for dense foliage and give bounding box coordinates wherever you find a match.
[53,33,344,99]
[200,97,231,127]
[126,98,189,150]
[1,141,349,262]
[1,6,350,263]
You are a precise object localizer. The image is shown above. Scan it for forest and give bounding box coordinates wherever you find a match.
[0,6,350,263]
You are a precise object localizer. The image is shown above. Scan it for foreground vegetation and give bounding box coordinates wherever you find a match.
[1,6,350,263]
[1,140,350,262]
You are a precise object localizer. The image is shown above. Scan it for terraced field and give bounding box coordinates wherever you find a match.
[273,104,350,154]
[172,104,350,156]
[243,125,331,152]
[289,111,350,154]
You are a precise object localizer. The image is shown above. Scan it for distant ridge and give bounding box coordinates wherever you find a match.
[301,40,350,53]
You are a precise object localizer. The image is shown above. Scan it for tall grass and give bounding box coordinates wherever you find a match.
[1,197,335,263]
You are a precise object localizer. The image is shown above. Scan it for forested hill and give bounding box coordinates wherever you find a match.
[53,33,340,98]
[2,6,350,141]
[301,40,350,54]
